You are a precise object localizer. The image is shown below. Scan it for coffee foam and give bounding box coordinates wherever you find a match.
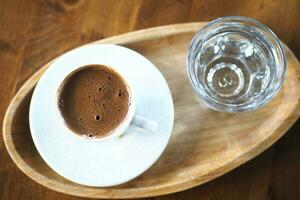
[58,65,131,138]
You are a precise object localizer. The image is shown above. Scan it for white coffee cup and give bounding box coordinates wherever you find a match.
[55,65,158,142]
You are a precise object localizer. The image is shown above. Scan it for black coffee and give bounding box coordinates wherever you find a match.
[58,64,131,138]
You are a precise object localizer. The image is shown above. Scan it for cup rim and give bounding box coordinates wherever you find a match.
[187,16,286,112]
[55,64,136,142]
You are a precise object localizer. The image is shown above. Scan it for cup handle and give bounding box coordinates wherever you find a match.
[131,115,159,132]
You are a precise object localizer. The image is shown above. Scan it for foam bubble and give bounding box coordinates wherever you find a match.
[95,115,101,120]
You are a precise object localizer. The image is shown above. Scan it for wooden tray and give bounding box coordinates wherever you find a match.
[3,23,300,199]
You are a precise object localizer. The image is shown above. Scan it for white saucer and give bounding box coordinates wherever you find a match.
[29,44,174,187]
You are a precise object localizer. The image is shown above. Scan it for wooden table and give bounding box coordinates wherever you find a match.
[0,0,299,199]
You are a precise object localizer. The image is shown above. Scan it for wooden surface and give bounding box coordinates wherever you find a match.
[1,0,300,199]
[3,23,300,198]
[3,23,300,199]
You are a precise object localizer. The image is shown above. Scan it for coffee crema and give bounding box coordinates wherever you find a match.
[58,64,131,138]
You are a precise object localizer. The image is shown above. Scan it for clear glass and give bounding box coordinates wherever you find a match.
[187,16,286,112]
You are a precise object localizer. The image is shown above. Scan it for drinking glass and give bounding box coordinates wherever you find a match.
[187,16,286,112]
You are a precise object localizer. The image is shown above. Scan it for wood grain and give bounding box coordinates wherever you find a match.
[1,0,300,199]
[2,23,300,199]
